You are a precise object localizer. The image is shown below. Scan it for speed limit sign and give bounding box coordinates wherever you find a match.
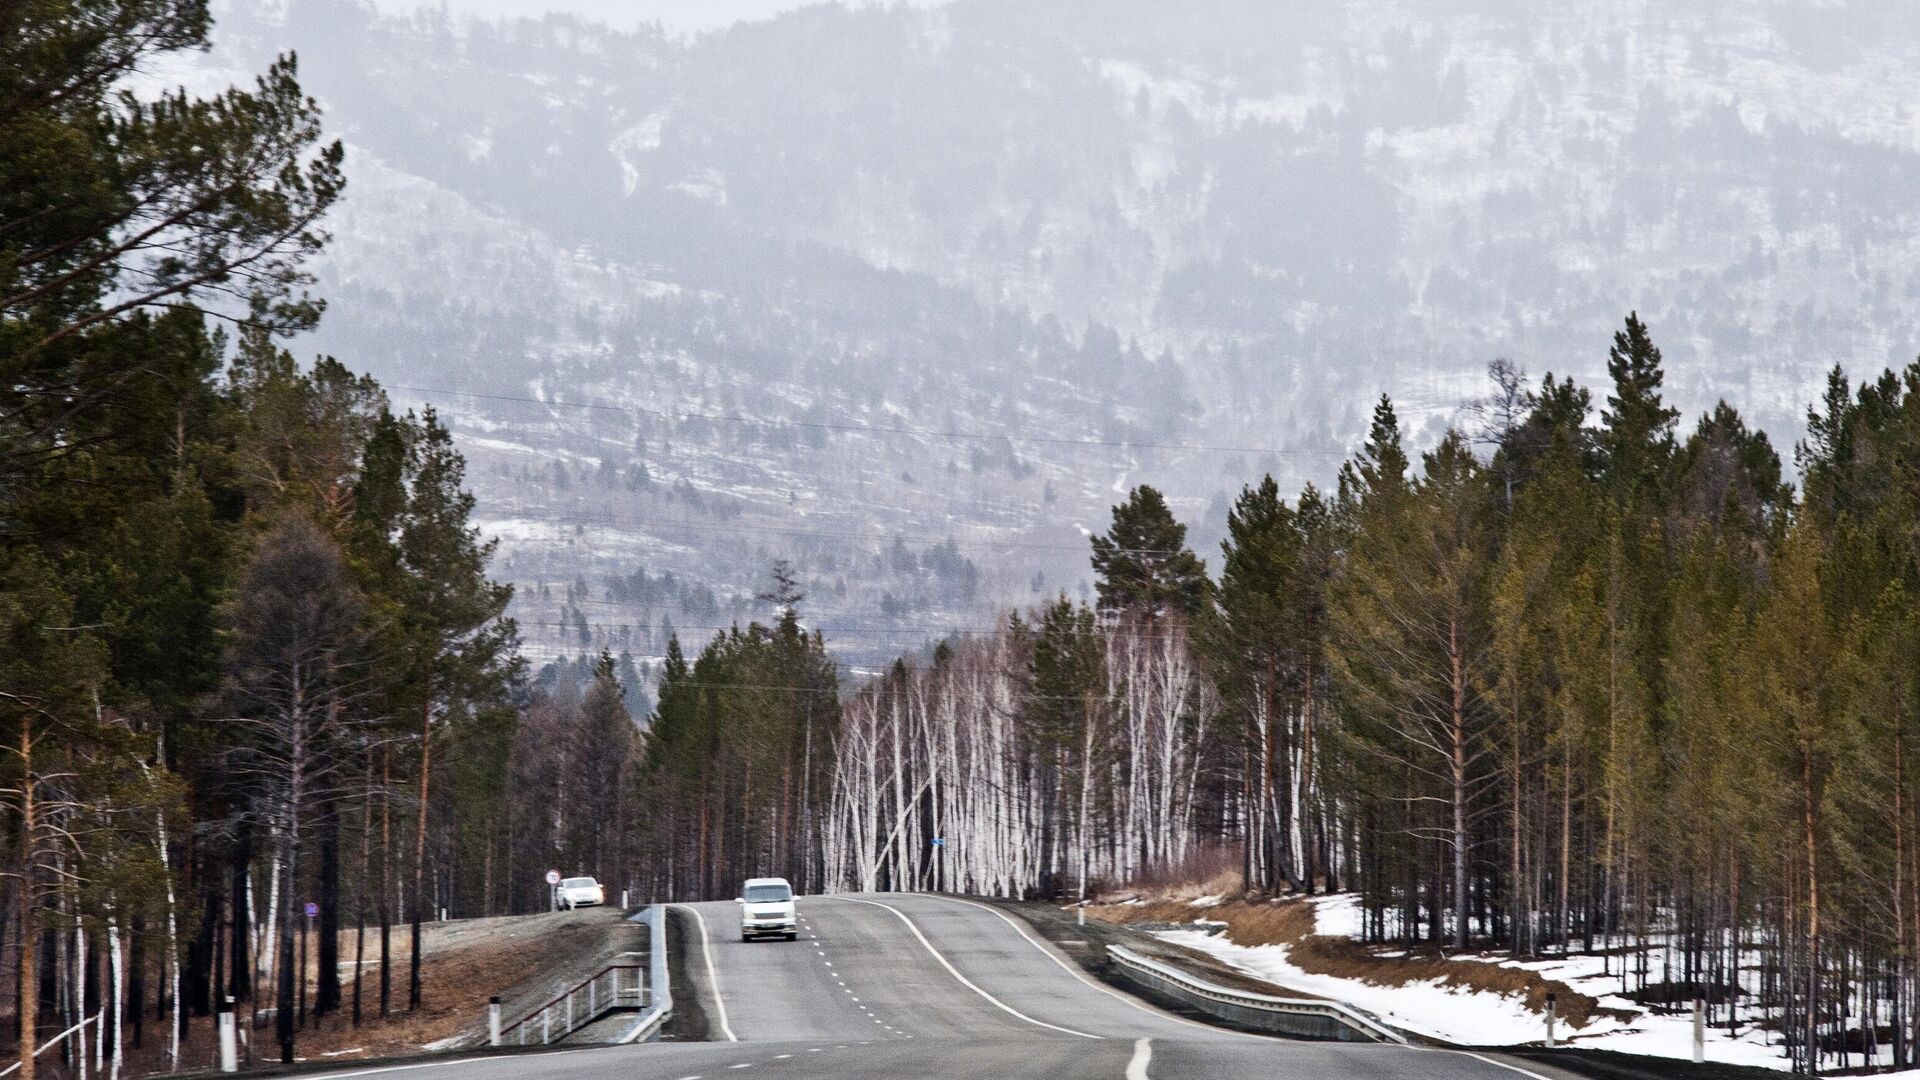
[545,869,560,885]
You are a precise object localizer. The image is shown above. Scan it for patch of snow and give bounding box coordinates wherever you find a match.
[1189,894,1223,908]
[671,169,728,207]
[1308,893,1364,939]
[610,112,669,196]
[1158,916,1810,1070]
[1159,929,1549,1046]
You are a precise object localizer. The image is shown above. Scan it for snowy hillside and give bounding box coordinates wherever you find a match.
[193,0,1920,673]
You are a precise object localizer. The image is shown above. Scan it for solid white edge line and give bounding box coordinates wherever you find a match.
[914,894,1273,1041]
[825,896,1102,1039]
[315,1049,592,1078]
[1433,1049,1561,1080]
[1126,1037,1153,1080]
[671,903,738,1042]
[910,893,1562,1078]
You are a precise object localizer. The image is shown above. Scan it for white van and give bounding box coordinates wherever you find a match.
[737,877,797,941]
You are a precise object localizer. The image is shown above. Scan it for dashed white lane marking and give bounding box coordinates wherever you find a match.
[1126,1038,1153,1080]
[670,904,739,1042]
[827,895,1102,1040]
[774,1054,792,1059]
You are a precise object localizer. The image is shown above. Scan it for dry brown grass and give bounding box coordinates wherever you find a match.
[1086,895,1621,1032]
[1114,846,1246,900]
[204,908,637,1067]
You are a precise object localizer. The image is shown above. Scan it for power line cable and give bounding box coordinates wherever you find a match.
[500,510,1198,557]
[389,384,1351,457]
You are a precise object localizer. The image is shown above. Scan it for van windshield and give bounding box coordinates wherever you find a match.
[561,877,595,888]
[744,884,792,903]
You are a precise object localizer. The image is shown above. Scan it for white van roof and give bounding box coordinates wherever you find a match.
[743,877,791,888]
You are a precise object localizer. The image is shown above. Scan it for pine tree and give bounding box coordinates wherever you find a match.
[1600,313,1680,501]
[396,408,516,1009]
[1334,431,1496,949]
[1026,597,1105,897]
[1089,485,1211,619]
[1210,476,1307,890]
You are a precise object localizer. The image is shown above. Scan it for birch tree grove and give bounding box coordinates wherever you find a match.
[816,614,1214,899]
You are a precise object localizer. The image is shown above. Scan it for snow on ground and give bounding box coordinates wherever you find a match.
[1156,928,1559,1047]
[1308,893,1364,938]
[1490,949,1801,1071]
[1152,894,1867,1071]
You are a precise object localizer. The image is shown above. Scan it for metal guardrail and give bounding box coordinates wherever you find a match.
[614,905,672,1044]
[497,963,648,1046]
[1107,944,1408,1044]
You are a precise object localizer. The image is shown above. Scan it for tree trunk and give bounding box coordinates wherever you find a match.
[316,801,341,1017]
[1803,750,1821,1075]
[380,747,392,1018]
[17,719,37,1080]
[1450,617,1470,952]
[411,698,432,1011]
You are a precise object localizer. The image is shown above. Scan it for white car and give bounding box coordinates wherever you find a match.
[737,877,797,941]
[556,876,604,909]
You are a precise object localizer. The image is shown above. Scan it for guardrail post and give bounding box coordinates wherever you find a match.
[589,977,597,1019]
[566,989,574,1034]
[542,1005,551,1044]
[1544,992,1557,1047]
[488,996,502,1047]
[1692,998,1705,1062]
[218,998,238,1073]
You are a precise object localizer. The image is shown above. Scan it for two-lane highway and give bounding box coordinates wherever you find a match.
[314,893,1558,1080]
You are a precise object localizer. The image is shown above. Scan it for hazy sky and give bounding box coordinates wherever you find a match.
[370,0,939,32]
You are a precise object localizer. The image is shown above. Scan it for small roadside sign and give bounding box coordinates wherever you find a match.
[303,902,318,919]
[545,869,561,885]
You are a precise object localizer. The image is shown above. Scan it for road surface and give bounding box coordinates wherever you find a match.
[312,893,1564,1080]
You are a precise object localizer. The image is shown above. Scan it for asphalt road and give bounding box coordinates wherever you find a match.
[305,893,1567,1080]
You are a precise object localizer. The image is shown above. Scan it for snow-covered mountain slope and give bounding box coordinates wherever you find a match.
[195,0,1920,672]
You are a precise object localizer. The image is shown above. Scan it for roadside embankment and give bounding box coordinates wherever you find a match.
[243,906,639,1068]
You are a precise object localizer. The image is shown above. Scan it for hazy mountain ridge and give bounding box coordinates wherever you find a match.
[196,0,1920,671]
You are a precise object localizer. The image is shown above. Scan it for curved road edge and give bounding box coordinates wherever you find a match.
[967,894,1782,1080]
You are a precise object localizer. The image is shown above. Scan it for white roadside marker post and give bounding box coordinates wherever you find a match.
[489,996,502,1047]
[1693,998,1706,1063]
[1544,992,1557,1047]
[218,997,238,1073]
